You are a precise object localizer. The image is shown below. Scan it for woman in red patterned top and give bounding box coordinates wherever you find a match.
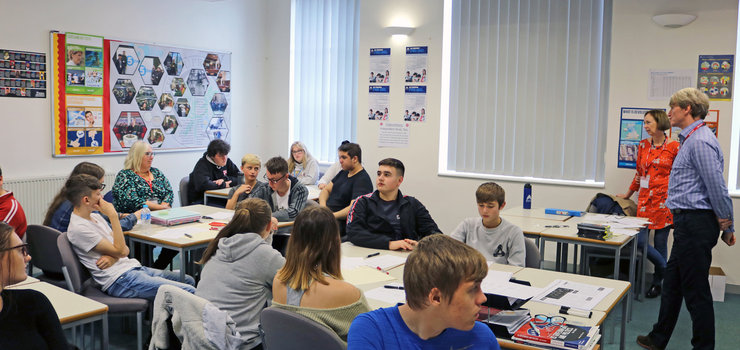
[617,109,678,298]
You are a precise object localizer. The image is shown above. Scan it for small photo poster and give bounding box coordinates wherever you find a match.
[697,54,733,101]
[669,109,719,141]
[404,86,426,122]
[368,85,389,120]
[617,107,663,169]
[0,49,47,98]
[369,48,390,83]
[405,46,427,83]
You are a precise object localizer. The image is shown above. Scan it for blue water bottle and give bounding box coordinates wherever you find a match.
[523,183,532,209]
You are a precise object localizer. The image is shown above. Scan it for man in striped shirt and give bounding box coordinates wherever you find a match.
[0,166,27,239]
[637,88,735,350]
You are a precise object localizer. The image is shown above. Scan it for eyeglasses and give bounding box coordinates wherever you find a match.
[1,243,29,257]
[291,149,305,154]
[264,173,287,184]
[532,314,566,326]
[144,152,155,157]
[99,183,106,191]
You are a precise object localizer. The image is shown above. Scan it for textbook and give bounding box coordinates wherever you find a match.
[150,208,201,226]
[512,319,599,350]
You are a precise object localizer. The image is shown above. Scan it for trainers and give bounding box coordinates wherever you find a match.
[646,285,661,299]
[636,335,664,350]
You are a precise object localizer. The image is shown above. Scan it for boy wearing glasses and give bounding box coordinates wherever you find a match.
[66,174,195,301]
[348,235,500,349]
[248,156,308,223]
[0,166,28,239]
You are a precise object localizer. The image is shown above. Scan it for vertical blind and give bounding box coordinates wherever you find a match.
[446,0,611,183]
[291,0,359,162]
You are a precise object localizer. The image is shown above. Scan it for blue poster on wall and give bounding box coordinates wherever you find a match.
[697,54,734,101]
[617,107,664,169]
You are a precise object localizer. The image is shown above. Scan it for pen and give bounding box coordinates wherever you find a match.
[366,252,380,258]
[376,266,389,275]
[201,216,213,220]
[184,233,193,238]
[545,225,569,228]
[529,321,540,336]
[383,285,404,290]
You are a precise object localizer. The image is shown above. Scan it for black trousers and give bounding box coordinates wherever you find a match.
[649,209,719,349]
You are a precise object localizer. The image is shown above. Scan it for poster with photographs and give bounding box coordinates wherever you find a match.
[669,109,719,142]
[697,55,733,101]
[369,48,390,83]
[617,107,659,169]
[404,86,426,122]
[368,86,389,120]
[65,95,104,154]
[65,33,104,95]
[108,40,231,151]
[405,46,427,83]
[0,49,46,98]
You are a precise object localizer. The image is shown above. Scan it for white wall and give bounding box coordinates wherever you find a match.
[355,0,740,285]
[0,0,284,206]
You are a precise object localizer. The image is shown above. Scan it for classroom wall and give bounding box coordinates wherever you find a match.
[0,0,283,205]
[354,0,740,286]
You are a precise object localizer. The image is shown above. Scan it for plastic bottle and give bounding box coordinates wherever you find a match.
[523,183,532,209]
[141,204,151,232]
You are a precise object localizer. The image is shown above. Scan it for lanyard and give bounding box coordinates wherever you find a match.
[642,137,667,172]
[137,172,154,193]
[682,122,705,143]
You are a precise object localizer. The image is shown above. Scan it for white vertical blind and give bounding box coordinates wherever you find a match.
[445,0,611,184]
[291,0,359,162]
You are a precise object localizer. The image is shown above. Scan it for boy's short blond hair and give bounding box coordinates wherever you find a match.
[475,182,505,206]
[241,154,261,167]
[403,235,488,310]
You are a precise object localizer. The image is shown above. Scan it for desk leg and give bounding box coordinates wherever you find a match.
[613,248,620,281]
[103,315,109,350]
[180,248,187,282]
[538,239,545,269]
[555,243,562,271]
[628,237,637,321]
[561,244,569,272]
[620,293,627,350]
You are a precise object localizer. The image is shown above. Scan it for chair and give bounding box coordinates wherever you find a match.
[57,233,149,350]
[179,176,190,206]
[25,225,67,288]
[261,307,346,350]
[524,238,541,268]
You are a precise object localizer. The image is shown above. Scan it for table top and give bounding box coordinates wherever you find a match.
[7,280,108,325]
[126,205,228,248]
[500,215,562,236]
[206,184,322,200]
[537,214,643,246]
[6,275,39,288]
[501,207,574,222]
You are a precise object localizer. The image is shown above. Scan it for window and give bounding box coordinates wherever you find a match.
[440,0,612,186]
[728,4,740,196]
[290,0,360,162]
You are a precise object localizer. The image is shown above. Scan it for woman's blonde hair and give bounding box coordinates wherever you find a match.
[198,198,272,265]
[276,206,342,290]
[123,141,149,171]
[287,141,315,174]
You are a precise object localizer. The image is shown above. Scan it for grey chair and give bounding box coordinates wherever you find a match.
[261,307,346,350]
[57,233,149,350]
[25,225,67,288]
[524,238,541,268]
[179,176,190,206]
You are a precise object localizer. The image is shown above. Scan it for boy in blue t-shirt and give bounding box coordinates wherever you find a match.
[347,234,500,349]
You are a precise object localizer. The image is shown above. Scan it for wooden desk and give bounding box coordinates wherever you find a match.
[8,280,110,349]
[126,205,230,281]
[204,184,321,205]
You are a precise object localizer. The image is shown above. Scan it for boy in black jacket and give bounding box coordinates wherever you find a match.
[187,139,241,205]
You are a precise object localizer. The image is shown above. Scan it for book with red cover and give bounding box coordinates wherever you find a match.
[511,318,599,350]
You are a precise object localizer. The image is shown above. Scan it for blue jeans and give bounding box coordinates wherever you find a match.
[106,266,196,301]
[637,226,670,285]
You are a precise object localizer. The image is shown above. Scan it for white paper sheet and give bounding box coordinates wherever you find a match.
[364,255,406,271]
[341,257,365,270]
[364,285,406,305]
[207,212,234,221]
[533,279,613,311]
[151,227,196,240]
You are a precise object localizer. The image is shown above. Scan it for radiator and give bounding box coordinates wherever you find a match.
[4,173,118,225]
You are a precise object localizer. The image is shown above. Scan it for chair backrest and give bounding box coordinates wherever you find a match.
[179,176,190,206]
[25,225,64,274]
[57,232,93,294]
[260,307,347,350]
[524,238,541,268]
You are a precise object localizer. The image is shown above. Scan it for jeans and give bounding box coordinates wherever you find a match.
[106,266,196,301]
[637,226,670,285]
[649,210,719,349]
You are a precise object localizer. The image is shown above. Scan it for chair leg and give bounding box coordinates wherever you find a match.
[137,311,143,350]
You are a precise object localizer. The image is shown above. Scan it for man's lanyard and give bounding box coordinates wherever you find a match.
[682,122,706,144]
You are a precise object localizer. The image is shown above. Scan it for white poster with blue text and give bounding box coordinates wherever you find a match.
[404,86,426,122]
[368,86,389,120]
[405,46,427,83]
[369,48,390,83]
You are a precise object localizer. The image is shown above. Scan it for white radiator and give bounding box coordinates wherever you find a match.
[4,173,118,225]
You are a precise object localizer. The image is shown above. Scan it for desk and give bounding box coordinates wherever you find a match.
[204,184,322,205]
[126,204,229,281]
[501,207,573,222]
[8,280,110,349]
[7,275,39,288]
[341,243,625,349]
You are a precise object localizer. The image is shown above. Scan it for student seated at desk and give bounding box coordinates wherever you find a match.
[187,139,241,205]
[0,165,28,239]
[271,206,370,343]
[288,141,320,186]
[44,162,140,233]
[248,156,308,223]
[0,222,69,350]
[346,158,441,251]
[347,234,500,349]
[65,174,195,301]
[450,182,526,267]
[196,198,284,350]
[318,142,373,235]
[226,154,267,210]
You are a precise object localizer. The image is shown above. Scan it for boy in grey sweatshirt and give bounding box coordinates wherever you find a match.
[449,182,526,267]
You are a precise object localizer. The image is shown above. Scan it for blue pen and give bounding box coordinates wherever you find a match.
[529,321,540,336]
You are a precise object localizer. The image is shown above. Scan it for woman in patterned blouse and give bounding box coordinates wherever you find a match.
[112,141,177,269]
[617,109,679,298]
